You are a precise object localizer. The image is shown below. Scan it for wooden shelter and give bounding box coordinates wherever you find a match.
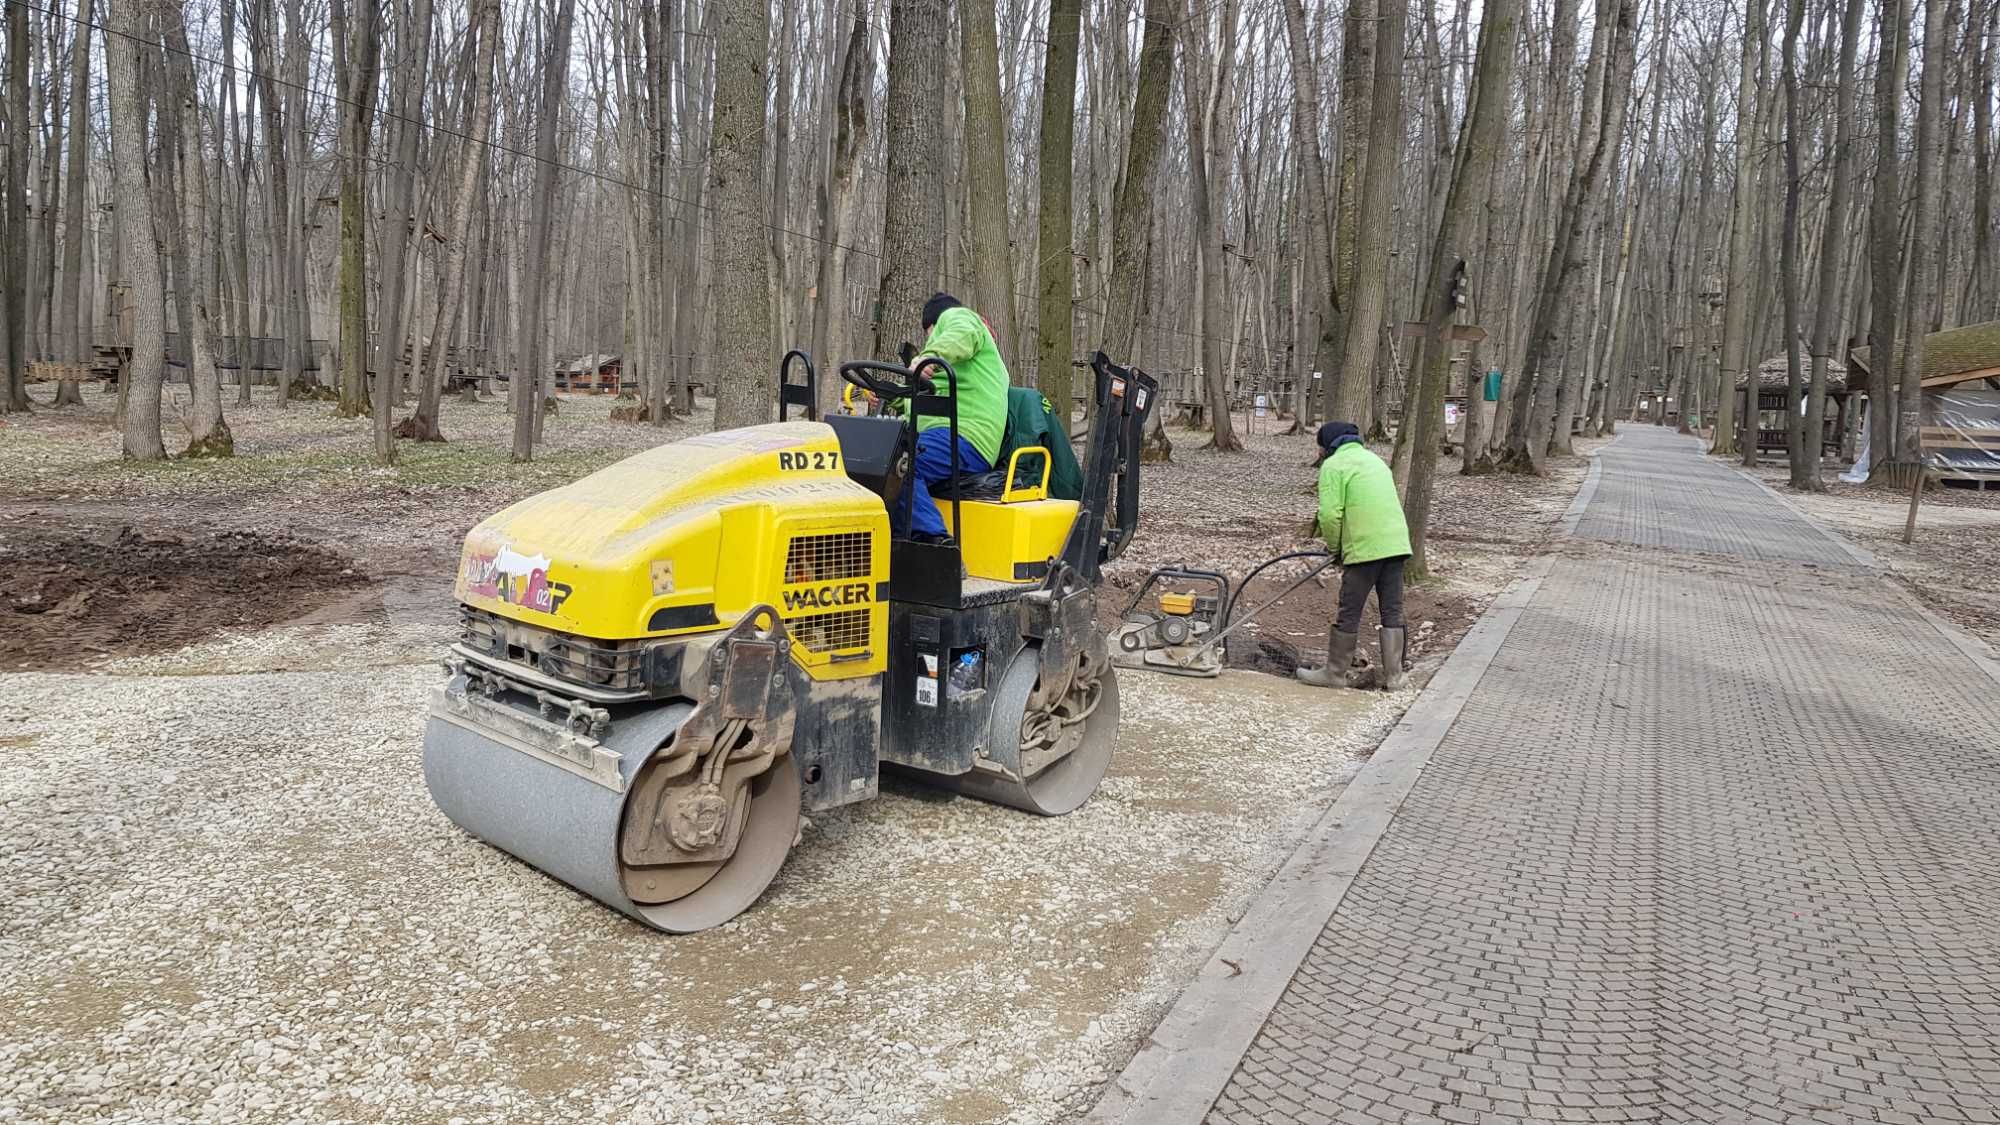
[553,354,625,394]
[1851,320,2000,485]
[1735,355,1853,458]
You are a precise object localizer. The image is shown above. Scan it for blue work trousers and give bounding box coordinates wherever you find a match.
[897,429,991,537]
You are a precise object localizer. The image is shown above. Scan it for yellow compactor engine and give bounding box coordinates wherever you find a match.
[424,352,1157,932]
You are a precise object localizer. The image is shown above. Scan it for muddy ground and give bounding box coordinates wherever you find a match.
[0,386,1592,1124]
[0,520,370,671]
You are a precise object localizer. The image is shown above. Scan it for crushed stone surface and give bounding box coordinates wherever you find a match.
[0,622,1400,1124]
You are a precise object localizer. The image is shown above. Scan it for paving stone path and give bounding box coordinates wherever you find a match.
[1204,427,2000,1124]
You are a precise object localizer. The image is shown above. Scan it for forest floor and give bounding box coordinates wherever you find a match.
[1748,461,2000,649]
[0,383,1593,1124]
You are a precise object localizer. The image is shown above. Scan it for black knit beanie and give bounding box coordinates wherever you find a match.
[921,292,963,332]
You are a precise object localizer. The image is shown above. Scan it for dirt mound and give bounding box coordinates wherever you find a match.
[1,522,368,671]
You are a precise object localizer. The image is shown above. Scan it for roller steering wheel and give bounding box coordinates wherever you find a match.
[838,361,934,402]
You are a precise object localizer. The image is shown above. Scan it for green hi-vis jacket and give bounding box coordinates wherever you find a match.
[1317,442,1413,564]
[908,307,1010,464]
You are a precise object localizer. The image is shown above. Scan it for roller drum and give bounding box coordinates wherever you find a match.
[423,679,798,933]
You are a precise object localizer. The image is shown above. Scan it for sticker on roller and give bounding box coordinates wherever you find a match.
[916,652,940,708]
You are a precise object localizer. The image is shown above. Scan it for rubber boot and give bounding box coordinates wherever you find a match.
[1297,629,1360,688]
[1378,627,1407,690]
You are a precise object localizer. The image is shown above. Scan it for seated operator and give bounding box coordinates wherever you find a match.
[892,292,1009,544]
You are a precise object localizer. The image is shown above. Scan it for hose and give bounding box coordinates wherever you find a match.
[1218,550,1337,635]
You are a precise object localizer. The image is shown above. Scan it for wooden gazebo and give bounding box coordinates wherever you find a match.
[1735,355,1853,458]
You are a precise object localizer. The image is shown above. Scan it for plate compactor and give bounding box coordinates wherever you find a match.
[423,351,1157,932]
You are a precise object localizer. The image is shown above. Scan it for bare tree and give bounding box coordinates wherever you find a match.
[1279,0,1338,428]
[1332,0,1376,421]
[959,0,1016,349]
[373,0,436,417]
[164,2,231,455]
[1504,0,1639,474]
[331,0,383,441]
[51,0,94,409]
[1183,0,1244,451]
[1777,0,1805,482]
[1032,0,1082,407]
[1330,0,1406,434]
[809,4,870,410]
[511,0,576,459]
[405,0,500,442]
[106,0,165,458]
[708,0,775,428]
[1102,0,1175,360]
[2,0,27,413]
[1799,0,1866,490]
[1866,0,1913,469]
[1894,0,1958,461]
[1402,0,1522,572]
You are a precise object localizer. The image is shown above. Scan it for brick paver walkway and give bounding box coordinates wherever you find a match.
[1207,428,2000,1124]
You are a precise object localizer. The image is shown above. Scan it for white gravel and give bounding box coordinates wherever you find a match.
[0,620,1402,1124]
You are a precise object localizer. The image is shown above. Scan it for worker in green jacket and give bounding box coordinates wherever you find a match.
[893,293,1010,541]
[1298,420,1413,690]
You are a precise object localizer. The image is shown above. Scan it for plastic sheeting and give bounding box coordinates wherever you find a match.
[1925,384,2000,481]
[1840,411,1873,483]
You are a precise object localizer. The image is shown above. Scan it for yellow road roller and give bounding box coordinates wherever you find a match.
[423,351,1157,932]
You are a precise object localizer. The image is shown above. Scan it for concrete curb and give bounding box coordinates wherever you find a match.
[1559,436,1613,534]
[1080,446,1610,1124]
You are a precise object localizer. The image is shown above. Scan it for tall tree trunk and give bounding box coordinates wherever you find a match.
[512,0,577,457]
[1102,0,1175,360]
[223,0,254,406]
[959,0,1016,349]
[1721,0,1772,461]
[1866,0,1913,470]
[374,0,435,425]
[1593,0,1675,439]
[1505,0,1637,474]
[1547,3,1640,459]
[1968,0,1996,318]
[1402,0,1521,572]
[165,3,232,455]
[767,0,797,351]
[248,0,293,406]
[1779,0,1806,483]
[282,0,310,395]
[407,0,499,441]
[107,0,166,458]
[1894,0,1957,462]
[332,0,383,437]
[1032,0,1082,409]
[1330,0,1404,434]
[53,0,94,409]
[1331,0,1375,426]
[811,4,870,412]
[1280,0,1340,428]
[1800,0,1865,490]
[2,0,27,412]
[708,0,775,429]
[1182,0,1244,452]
